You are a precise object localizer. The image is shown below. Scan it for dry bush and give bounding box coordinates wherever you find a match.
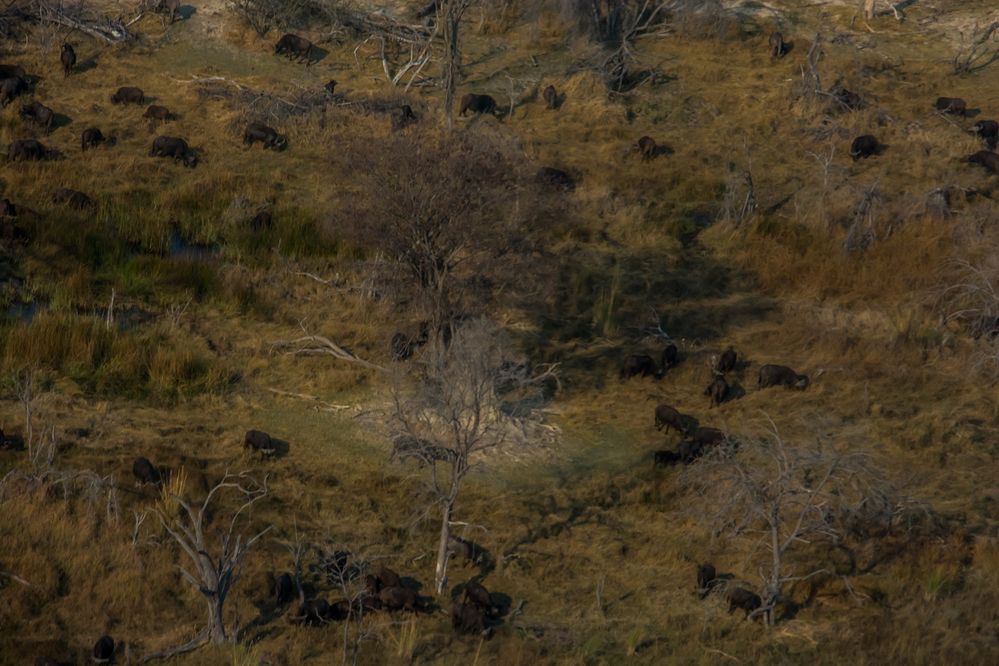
[228,0,346,38]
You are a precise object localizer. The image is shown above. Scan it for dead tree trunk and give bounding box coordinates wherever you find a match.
[434,499,454,595]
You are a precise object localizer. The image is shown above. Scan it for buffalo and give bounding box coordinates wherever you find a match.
[392,104,418,130]
[19,101,54,132]
[654,404,690,435]
[716,346,737,373]
[243,122,288,151]
[620,354,660,380]
[92,635,114,663]
[459,93,497,117]
[769,31,785,58]
[248,210,272,231]
[970,120,998,150]
[462,580,494,615]
[273,572,295,605]
[697,563,716,599]
[536,166,575,192]
[758,364,809,390]
[111,86,144,105]
[692,427,725,447]
[850,134,880,160]
[661,343,678,371]
[830,85,863,110]
[244,429,276,456]
[274,33,315,65]
[8,139,54,161]
[0,77,26,107]
[81,127,105,152]
[390,434,433,463]
[297,598,331,626]
[374,566,402,590]
[379,586,419,612]
[143,105,175,122]
[60,44,76,77]
[132,456,162,486]
[52,188,95,211]
[705,376,729,407]
[324,79,337,95]
[964,150,999,175]
[0,199,15,217]
[452,601,487,635]
[935,96,966,116]
[448,535,482,566]
[636,135,657,161]
[653,449,681,467]
[157,0,180,23]
[543,84,558,110]
[150,136,198,167]
[0,64,27,80]
[727,587,762,619]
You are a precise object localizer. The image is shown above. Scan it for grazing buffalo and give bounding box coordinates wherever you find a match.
[620,354,660,380]
[143,105,175,121]
[654,404,689,435]
[758,364,809,390]
[379,586,419,612]
[273,572,294,605]
[92,635,114,663]
[60,44,76,77]
[543,84,558,110]
[81,127,105,151]
[7,138,53,161]
[52,188,95,211]
[850,134,880,160]
[452,601,487,635]
[716,346,737,374]
[697,563,716,599]
[769,31,785,58]
[459,93,497,117]
[448,535,481,566]
[705,376,729,407]
[964,150,999,175]
[935,97,966,116]
[243,122,288,151]
[298,598,331,625]
[692,427,725,447]
[150,136,198,167]
[677,438,705,463]
[132,456,162,485]
[244,429,276,456]
[111,86,144,104]
[19,101,54,132]
[970,120,998,150]
[462,581,494,615]
[392,104,418,130]
[274,33,315,64]
[653,449,681,467]
[727,587,762,619]
[636,135,657,161]
[536,166,575,192]
[661,343,678,371]
[0,77,26,107]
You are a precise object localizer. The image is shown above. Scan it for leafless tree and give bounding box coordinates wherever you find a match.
[952,21,999,75]
[145,472,271,661]
[680,420,900,626]
[437,0,477,128]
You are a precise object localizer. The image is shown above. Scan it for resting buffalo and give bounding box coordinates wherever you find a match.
[0,77,26,107]
[8,138,54,161]
[150,135,198,167]
[705,376,729,407]
[81,127,105,151]
[543,84,558,110]
[452,601,487,635]
[19,101,54,132]
[935,96,966,116]
[964,150,999,175]
[536,166,575,192]
[60,44,76,77]
[620,354,661,380]
[758,364,809,390]
[769,31,785,58]
[274,33,315,64]
[273,572,294,605]
[727,587,762,619]
[143,105,175,121]
[850,134,880,160]
[716,346,737,373]
[52,188,95,211]
[92,635,114,664]
[636,135,657,161]
[653,449,681,467]
[111,86,144,104]
[661,343,678,371]
[244,429,276,456]
[379,586,419,612]
[970,120,998,150]
[459,93,497,117]
[243,122,287,151]
[132,456,162,485]
[697,563,716,599]
[654,404,689,435]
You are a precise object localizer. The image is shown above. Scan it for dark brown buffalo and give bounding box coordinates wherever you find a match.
[452,601,486,635]
[620,354,660,380]
[462,580,493,615]
[392,104,418,130]
[850,134,880,160]
[60,44,76,77]
[150,135,198,167]
[459,93,497,117]
[692,427,725,448]
[727,587,762,619]
[705,376,729,407]
[0,77,26,107]
[447,535,481,566]
[0,199,15,217]
[661,343,678,371]
[52,188,95,211]
[274,33,315,64]
[111,86,144,104]
[964,150,999,175]
[324,79,337,95]
[375,566,402,590]
[830,85,863,110]
[19,101,54,132]
[92,635,114,664]
[636,135,657,161]
[716,346,737,373]
[143,105,175,121]
[8,138,54,161]
[158,0,180,23]
[970,120,998,150]
[697,563,716,599]
[0,64,27,80]
[758,363,809,390]
[297,598,331,625]
[769,31,785,58]
[132,456,161,485]
[81,127,105,151]
[243,122,287,151]
[273,572,294,605]
[379,586,419,612]
[249,210,272,231]
[654,404,689,435]
[244,429,276,455]
[543,84,558,110]
[536,166,575,192]
[935,96,966,116]
[653,449,681,467]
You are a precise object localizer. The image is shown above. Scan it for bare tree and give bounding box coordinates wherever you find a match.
[681,420,899,625]
[437,0,477,128]
[952,21,999,75]
[146,472,271,661]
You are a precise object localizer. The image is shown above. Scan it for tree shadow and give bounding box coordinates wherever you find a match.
[178,5,196,19]
[51,112,72,131]
[76,58,98,74]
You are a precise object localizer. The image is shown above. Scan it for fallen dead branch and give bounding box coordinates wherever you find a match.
[271,324,385,371]
[31,0,138,43]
